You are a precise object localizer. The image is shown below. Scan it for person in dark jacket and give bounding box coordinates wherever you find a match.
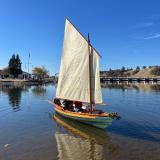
[63,100,73,111]
[54,98,61,106]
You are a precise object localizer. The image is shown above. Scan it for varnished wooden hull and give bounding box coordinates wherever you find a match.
[49,101,112,129]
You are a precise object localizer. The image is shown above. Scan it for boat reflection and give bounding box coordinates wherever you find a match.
[52,112,117,160]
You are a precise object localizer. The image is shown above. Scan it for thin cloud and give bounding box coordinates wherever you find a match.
[144,33,160,40]
[146,15,160,20]
[133,22,154,28]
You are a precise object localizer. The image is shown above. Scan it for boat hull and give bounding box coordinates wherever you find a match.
[50,101,112,129]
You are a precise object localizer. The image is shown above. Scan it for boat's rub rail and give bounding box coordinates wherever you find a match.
[49,101,109,118]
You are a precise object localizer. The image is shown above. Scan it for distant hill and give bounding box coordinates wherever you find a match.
[100,66,160,78]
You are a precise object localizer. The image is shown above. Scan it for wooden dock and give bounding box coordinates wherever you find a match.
[100,76,160,82]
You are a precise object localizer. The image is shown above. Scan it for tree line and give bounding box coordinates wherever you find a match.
[8,54,22,77]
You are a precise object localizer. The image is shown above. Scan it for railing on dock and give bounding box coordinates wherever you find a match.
[100,76,160,82]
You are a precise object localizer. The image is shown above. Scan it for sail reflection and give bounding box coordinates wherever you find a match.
[52,112,117,160]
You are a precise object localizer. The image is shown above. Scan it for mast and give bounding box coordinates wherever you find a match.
[88,33,93,113]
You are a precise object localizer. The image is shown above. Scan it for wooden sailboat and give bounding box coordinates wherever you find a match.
[50,18,114,129]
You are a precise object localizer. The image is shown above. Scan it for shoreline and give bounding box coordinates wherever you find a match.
[0,78,54,85]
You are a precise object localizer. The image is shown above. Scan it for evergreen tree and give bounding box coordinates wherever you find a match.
[121,66,126,72]
[8,54,16,76]
[136,66,140,71]
[15,54,22,75]
[8,54,22,78]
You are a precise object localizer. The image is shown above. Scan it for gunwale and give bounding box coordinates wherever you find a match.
[49,101,109,119]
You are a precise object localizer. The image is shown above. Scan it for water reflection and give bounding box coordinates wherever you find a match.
[0,84,47,112]
[0,83,160,160]
[52,112,117,160]
[31,85,47,97]
[0,85,29,112]
[101,82,160,92]
[8,87,22,111]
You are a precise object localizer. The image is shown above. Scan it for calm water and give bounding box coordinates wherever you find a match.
[0,83,160,160]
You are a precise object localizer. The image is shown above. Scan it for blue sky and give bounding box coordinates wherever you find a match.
[0,0,160,75]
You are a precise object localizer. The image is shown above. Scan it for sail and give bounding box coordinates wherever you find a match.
[90,48,103,103]
[56,19,102,103]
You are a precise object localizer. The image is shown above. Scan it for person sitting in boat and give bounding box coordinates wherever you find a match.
[63,100,73,111]
[74,101,83,112]
[54,98,61,106]
[54,98,66,110]
[73,104,78,112]
[81,105,88,113]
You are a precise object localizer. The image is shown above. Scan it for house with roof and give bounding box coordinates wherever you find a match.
[0,69,9,79]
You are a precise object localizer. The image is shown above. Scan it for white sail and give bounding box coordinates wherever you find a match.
[56,19,102,104]
[90,48,103,103]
